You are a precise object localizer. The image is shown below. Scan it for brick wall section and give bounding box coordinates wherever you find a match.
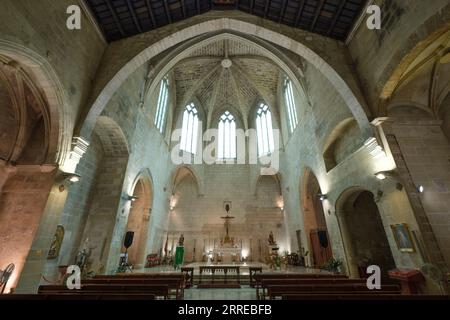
[0,169,55,290]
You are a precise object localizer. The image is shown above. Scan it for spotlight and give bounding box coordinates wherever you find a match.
[417,185,424,193]
[375,172,387,180]
[317,194,327,201]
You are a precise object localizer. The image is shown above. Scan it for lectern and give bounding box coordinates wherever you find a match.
[388,269,425,294]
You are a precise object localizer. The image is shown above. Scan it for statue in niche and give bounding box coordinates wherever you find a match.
[178,234,185,247]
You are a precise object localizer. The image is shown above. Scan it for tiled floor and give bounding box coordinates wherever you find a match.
[184,286,257,300]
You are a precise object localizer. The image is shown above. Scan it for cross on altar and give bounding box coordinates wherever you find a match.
[220,214,235,238]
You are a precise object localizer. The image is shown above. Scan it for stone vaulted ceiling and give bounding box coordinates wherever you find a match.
[171,37,280,122]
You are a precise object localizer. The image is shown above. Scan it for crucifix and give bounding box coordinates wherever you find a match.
[221,202,234,243]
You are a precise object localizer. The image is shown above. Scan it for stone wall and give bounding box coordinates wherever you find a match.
[348,0,450,112]
[168,165,285,263]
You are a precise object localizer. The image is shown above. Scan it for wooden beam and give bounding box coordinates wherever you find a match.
[279,0,288,23]
[181,0,186,17]
[144,0,156,27]
[264,0,271,18]
[125,0,142,32]
[105,0,126,35]
[164,0,172,23]
[294,0,306,27]
[311,0,326,31]
[327,0,347,35]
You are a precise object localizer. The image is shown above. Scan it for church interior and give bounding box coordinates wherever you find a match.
[0,0,449,301]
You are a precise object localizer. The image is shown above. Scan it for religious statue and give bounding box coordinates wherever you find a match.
[75,238,96,276]
[268,231,276,245]
[178,234,184,246]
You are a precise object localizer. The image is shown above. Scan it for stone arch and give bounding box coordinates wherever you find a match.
[322,118,363,172]
[78,18,371,140]
[93,116,129,156]
[378,18,450,115]
[171,165,204,197]
[300,168,332,267]
[124,169,154,268]
[387,101,435,118]
[335,187,396,279]
[0,39,70,167]
[253,173,282,197]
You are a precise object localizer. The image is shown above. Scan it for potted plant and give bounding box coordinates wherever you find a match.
[323,258,343,274]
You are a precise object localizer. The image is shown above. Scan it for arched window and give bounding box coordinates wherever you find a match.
[284,77,298,133]
[217,111,236,159]
[155,76,169,133]
[180,102,199,154]
[256,103,275,157]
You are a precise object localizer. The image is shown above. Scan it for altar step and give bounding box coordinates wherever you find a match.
[191,274,250,286]
[197,284,241,289]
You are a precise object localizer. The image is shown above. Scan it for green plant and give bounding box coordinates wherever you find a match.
[323,258,343,273]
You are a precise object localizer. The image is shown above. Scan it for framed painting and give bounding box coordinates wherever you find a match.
[47,225,64,259]
[391,223,415,253]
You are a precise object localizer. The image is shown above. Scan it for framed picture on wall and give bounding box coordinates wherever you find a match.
[391,223,416,253]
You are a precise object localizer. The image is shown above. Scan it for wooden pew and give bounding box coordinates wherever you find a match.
[266,284,401,299]
[282,294,449,300]
[254,273,349,299]
[259,278,367,299]
[82,278,184,299]
[38,284,170,300]
[0,293,156,300]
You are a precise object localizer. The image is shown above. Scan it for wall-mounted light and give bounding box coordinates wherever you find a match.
[375,172,387,180]
[317,194,327,201]
[417,185,424,193]
[374,170,397,181]
[127,195,139,202]
[169,194,176,211]
[60,172,81,183]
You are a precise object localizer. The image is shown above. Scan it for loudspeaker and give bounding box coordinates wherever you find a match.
[124,231,134,249]
[318,230,329,248]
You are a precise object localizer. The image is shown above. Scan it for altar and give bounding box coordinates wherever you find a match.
[213,246,241,264]
[212,202,242,264]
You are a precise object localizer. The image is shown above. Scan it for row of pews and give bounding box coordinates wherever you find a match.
[254,273,449,300]
[0,273,186,300]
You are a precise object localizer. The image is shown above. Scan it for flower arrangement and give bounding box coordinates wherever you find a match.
[323,258,343,274]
